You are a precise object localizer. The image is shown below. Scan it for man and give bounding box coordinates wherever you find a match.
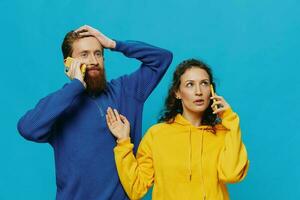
[17,25,172,200]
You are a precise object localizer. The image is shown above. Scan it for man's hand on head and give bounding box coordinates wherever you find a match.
[75,25,116,49]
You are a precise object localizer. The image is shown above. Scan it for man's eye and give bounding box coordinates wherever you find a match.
[81,53,88,58]
[95,52,102,57]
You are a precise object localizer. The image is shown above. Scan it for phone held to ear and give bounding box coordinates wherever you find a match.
[210,84,218,110]
[64,57,87,78]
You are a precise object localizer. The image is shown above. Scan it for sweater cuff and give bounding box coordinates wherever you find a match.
[116,137,131,146]
[68,79,86,93]
[111,40,123,52]
[219,107,234,119]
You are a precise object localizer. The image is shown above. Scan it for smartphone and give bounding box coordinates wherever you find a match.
[64,57,87,76]
[210,84,218,110]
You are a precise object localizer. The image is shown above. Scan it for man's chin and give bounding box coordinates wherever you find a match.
[87,70,100,77]
[84,73,107,95]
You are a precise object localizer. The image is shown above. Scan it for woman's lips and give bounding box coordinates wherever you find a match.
[193,99,204,105]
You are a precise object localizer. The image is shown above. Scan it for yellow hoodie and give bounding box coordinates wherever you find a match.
[114,108,249,200]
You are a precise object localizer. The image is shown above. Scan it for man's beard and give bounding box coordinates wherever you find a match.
[84,67,107,95]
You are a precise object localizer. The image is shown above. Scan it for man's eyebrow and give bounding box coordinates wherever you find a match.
[79,50,89,53]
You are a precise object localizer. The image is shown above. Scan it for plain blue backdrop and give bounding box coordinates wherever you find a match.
[1,0,299,199]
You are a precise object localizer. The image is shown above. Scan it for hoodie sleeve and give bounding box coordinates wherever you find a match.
[217,108,249,183]
[17,79,85,143]
[112,40,173,102]
[114,131,154,200]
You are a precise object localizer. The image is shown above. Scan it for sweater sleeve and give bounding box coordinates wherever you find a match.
[112,40,173,102]
[114,131,154,200]
[217,108,249,183]
[17,79,85,143]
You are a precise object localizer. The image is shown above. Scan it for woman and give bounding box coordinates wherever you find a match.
[106,59,249,200]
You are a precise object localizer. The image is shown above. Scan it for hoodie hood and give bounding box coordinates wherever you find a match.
[173,114,215,131]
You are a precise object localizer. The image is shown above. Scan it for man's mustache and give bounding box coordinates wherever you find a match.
[86,66,100,71]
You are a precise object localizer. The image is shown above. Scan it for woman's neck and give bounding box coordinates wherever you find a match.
[182,110,203,127]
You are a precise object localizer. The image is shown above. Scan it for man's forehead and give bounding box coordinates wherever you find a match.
[73,36,103,51]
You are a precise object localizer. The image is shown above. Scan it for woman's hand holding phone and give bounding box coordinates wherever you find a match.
[210,84,230,114]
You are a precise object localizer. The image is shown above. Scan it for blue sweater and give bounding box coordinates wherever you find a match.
[17,40,173,200]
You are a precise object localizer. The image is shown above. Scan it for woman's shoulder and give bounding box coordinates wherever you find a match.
[149,122,171,130]
[145,122,174,135]
[141,122,176,144]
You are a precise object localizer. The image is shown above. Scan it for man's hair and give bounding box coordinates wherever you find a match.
[61,31,81,59]
[61,30,104,59]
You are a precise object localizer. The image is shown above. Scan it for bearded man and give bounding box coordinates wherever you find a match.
[17,25,172,200]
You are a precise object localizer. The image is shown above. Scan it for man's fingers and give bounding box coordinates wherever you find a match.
[75,25,89,32]
[76,29,88,33]
[78,32,92,37]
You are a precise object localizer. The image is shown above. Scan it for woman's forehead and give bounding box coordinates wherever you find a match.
[181,67,209,81]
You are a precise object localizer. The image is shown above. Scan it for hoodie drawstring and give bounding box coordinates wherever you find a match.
[189,127,192,181]
[201,129,207,200]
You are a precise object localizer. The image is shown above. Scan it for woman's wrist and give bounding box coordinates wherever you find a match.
[117,136,130,143]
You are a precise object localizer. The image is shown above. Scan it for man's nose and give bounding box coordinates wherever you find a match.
[88,55,98,65]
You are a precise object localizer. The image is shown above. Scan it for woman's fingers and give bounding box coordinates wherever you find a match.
[120,114,129,126]
[106,107,129,126]
[211,100,223,108]
[210,94,230,114]
[113,109,121,121]
[210,94,223,101]
[105,114,111,126]
[107,107,116,123]
[213,107,226,114]
[107,107,123,123]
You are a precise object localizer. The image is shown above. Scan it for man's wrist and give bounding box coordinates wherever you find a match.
[109,40,116,49]
[74,78,86,88]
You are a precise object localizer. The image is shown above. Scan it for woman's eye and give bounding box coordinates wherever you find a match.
[201,81,209,86]
[186,82,193,87]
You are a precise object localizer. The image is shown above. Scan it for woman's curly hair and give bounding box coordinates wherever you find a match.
[158,58,219,126]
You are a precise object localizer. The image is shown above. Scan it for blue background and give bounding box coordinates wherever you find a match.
[1,0,299,199]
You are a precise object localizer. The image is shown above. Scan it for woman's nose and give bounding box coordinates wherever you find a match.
[195,85,202,96]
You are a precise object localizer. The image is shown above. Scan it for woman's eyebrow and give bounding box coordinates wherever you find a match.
[184,78,209,83]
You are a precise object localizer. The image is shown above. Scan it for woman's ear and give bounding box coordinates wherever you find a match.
[175,91,181,100]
